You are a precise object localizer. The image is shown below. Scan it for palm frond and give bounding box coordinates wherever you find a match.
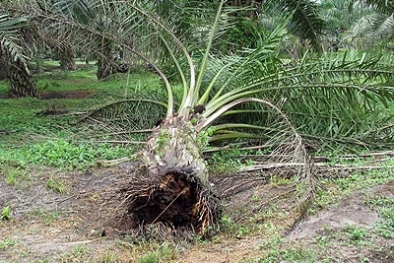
[377,13,394,38]
[358,0,394,14]
[280,0,325,50]
[0,14,29,70]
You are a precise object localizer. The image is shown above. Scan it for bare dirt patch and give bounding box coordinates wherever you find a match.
[0,166,393,262]
[39,89,97,100]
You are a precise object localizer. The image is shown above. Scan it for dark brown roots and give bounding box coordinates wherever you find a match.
[119,167,221,238]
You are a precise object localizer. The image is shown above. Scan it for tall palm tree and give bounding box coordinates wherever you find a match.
[0,13,37,97]
[357,0,394,14]
[58,43,76,71]
[345,0,394,49]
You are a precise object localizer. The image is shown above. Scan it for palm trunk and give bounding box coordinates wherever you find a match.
[59,44,76,71]
[0,60,6,81]
[97,56,118,80]
[2,54,37,98]
[121,115,221,236]
[96,39,118,80]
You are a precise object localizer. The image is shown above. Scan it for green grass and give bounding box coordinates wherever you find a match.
[32,208,63,225]
[137,243,177,263]
[309,157,394,215]
[365,195,394,239]
[0,65,162,170]
[46,175,69,194]
[1,206,11,220]
[1,166,29,186]
[57,245,90,262]
[0,238,17,250]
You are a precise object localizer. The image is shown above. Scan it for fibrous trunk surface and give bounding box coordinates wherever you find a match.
[120,115,221,236]
[0,48,37,98]
[59,44,76,71]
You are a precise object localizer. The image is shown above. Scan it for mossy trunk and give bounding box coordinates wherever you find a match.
[121,115,221,236]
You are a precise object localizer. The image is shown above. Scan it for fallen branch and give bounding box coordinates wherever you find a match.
[240,162,394,172]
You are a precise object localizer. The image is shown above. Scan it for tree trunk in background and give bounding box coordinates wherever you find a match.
[96,39,118,80]
[0,48,37,98]
[0,61,6,81]
[97,56,118,79]
[121,115,221,236]
[59,44,76,71]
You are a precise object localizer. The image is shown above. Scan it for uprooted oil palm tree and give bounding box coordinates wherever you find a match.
[0,14,37,97]
[8,0,394,237]
[80,1,394,236]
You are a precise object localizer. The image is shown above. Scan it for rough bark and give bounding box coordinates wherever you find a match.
[59,44,76,71]
[97,57,118,80]
[0,61,6,81]
[121,115,221,236]
[96,39,118,80]
[0,48,37,98]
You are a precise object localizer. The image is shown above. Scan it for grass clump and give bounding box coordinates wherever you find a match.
[344,225,368,243]
[0,166,29,186]
[0,238,17,249]
[1,139,136,170]
[1,206,11,221]
[137,243,177,263]
[247,247,317,263]
[46,175,69,194]
[365,195,394,239]
[32,208,62,225]
[57,245,90,262]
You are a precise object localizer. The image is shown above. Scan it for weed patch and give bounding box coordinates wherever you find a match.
[1,139,136,170]
[1,206,11,220]
[249,247,317,263]
[0,238,17,250]
[32,208,62,225]
[365,195,394,239]
[57,245,90,262]
[46,175,69,194]
[137,243,177,263]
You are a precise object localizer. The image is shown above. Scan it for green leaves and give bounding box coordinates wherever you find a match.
[357,0,394,15]
[0,14,30,73]
[278,0,326,50]
[0,15,27,31]
[1,206,11,221]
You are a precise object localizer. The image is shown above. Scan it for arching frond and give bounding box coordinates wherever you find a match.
[280,0,325,50]
[0,14,29,69]
[357,0,394,14]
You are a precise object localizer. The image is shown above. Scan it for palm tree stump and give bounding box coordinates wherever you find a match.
[121,115,221,236]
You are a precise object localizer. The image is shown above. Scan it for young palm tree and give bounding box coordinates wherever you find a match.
[0,14,37,97]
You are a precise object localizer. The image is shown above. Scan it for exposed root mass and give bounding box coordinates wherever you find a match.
[119,167,221,238]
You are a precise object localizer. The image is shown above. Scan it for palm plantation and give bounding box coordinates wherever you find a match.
[2,0,394,237]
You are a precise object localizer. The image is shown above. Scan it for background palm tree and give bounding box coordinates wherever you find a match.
[0,13,37,97]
